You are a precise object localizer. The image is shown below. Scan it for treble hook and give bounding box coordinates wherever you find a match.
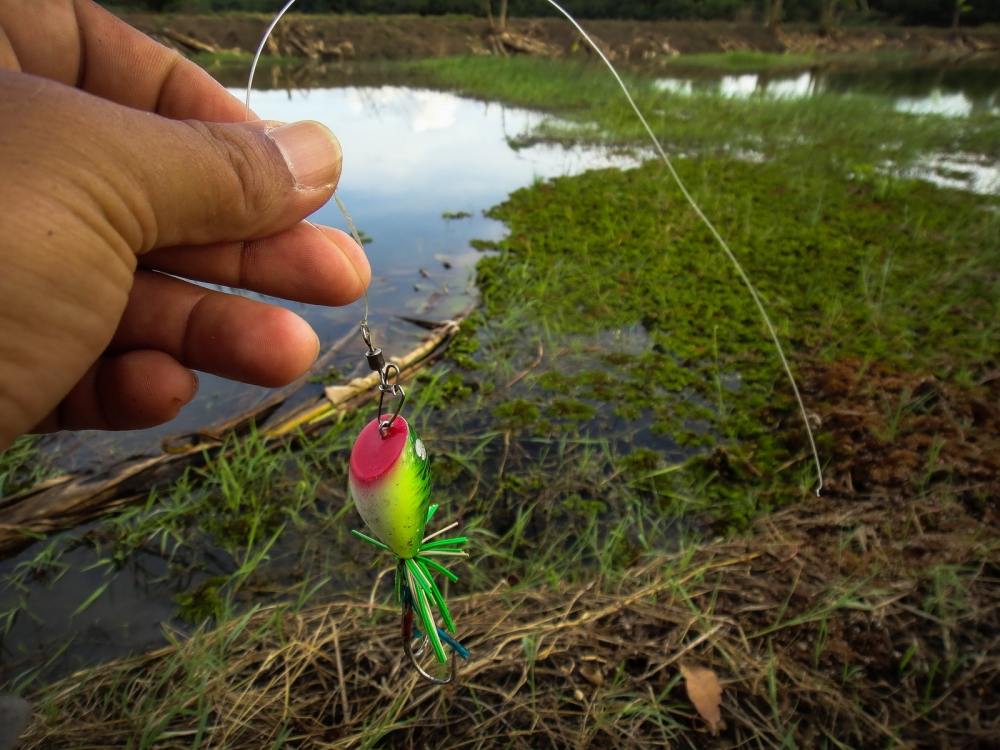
[397,563,467,685]
[401,608,458,685]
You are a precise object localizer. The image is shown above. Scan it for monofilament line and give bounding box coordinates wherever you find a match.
[244,0,296,117]
[542,0,823,495]
[244,0,371,328]
[246,0,824,495]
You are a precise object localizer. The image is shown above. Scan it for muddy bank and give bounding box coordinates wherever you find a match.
[123,13,999,65]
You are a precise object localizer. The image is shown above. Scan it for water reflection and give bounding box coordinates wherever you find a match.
[43,87,638,472]
[655,66,1000,117]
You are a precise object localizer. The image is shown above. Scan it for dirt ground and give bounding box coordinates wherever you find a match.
[123,12,1000,65]
[802,359,1000,514]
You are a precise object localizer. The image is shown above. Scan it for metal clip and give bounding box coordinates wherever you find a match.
[360,321,374,352]
[377,364,405,436]
[360,322,405,437]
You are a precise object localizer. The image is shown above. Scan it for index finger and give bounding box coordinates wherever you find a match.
[0,0,249,122]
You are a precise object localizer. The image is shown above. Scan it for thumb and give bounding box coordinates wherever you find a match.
[127,117,344,250]
[1,71,342,252]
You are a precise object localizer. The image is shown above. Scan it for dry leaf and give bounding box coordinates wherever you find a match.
[578,663,604,687]
[680,662,723,735]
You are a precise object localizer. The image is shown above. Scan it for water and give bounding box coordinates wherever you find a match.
[34,64,1000,472]
[0,85,644,686]
[653,64,1000,193]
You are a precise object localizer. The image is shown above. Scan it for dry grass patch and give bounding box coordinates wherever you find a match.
[19,494,998,748]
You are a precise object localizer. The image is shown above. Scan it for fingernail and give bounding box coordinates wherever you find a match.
[269,121,342,190]
[309,327,322,361]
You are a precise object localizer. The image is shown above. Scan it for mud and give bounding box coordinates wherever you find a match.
[803,358,999,515]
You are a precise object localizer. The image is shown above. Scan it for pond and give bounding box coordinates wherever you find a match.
[656,63,1000,116]
[35,60,1000,474]
[654,62,1000,193]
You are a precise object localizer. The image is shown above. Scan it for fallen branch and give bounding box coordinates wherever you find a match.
[494,30,561,57]
[159,27,219,55]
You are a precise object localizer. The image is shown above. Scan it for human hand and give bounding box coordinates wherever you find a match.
[0,0,370,450]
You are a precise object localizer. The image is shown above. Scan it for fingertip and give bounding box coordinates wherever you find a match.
[99,350,198,427]
[268,120,343,192]
[247,306,319,387]
[38,351,199,433]
[315,224,371,302]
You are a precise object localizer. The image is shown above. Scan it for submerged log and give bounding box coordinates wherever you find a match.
[0,314,467,558]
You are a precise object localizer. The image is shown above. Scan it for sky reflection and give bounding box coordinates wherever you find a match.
[656,70,999,118]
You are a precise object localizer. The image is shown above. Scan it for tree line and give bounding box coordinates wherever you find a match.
[106,0,1000,27]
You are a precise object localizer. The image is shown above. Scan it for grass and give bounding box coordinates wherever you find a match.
[657,49,971,74]
[0,420,364,678]
[659,50,823,72]
[190,49,262,66]
[0,436,52,498]
[403,56,1000,165]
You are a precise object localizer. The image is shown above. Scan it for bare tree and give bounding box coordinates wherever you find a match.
[952,0,971,29]
[483,0,509,32]
[766,0,783,28]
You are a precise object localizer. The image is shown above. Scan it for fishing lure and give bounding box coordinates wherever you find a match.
[347,330,470,682]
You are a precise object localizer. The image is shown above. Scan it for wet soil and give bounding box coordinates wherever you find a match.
[802,358,1000,517]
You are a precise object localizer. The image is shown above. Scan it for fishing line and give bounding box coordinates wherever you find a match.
[540,1,823,495]
[244,0,371,328]
[244,1,824,495]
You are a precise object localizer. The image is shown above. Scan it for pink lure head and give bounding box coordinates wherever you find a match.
[349,416,409,486]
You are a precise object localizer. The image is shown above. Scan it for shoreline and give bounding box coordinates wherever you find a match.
[122,12,1000,67]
